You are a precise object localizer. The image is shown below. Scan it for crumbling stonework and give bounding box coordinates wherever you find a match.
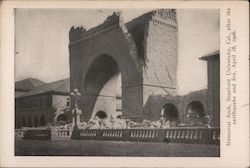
[69,9,178,121]
[69,9,220,127]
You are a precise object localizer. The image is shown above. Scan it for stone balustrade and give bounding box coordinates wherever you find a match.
[16,127,219,145]
[103,130,122,137]
[73,127,220,145]
[80,130,97,137]
[51,129,73,137]
[15,128,73,140]
[15,129,26,138]
[130,130,156,139]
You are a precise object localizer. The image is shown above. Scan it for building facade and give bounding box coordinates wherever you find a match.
[15,78,71,128]
[200,51,220,127]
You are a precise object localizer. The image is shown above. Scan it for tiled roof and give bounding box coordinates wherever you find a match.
[15,78,70,98]
[15,78,45,91]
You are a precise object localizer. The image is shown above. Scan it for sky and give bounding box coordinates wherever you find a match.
[15,9,219,95]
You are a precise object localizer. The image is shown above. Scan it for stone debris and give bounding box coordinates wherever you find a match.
[75,118,172,129]
[20,117,174,130]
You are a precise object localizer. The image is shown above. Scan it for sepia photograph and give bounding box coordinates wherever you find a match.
[14,8,220,157]
[1,0,250,167]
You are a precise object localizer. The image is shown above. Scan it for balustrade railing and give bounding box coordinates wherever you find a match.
[51,129,73,138]
[73,127,220,145]
[15,127,220,145]
[15,128,73,140]
[15,129,26,138]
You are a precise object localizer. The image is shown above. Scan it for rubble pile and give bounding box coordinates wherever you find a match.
[20,117,174,130]
[75,117,172,129]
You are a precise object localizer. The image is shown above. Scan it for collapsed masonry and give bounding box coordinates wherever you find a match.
[69,9,220,127]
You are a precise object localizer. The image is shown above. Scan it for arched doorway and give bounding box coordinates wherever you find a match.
[56,114,67,125]
[57,114,67,121]
[40,115,46,126]
[16,117,21,129]
[34,116,39,127]
[186,101,205,126]
[21,117,26,127]
[95,111,108,119]
[81,54,122,121]
[27,115,32,127]
[162,103,179,126]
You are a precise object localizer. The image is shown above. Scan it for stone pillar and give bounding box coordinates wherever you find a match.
[122,85,143,121]
[142,9,178,112]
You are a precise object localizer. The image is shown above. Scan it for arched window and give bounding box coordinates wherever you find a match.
[27,116,32,127]
[85,54,122,121]
[40,115,46,126]
[34,116,39,127]
[186,101,205,126]
[16,117,21,129]
[161,103,179,126]
[21,117,26,127]
[57,114,67,122]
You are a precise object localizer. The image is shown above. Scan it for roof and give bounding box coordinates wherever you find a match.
[15,91,26,97]
[15,78,70,99]
[199,50,220,60]
[15,78,45,91]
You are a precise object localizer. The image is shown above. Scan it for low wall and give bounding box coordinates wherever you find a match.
[72,127,220,145]
[16,127,220,145]
[15,129,73,140]
[23,129,51,140]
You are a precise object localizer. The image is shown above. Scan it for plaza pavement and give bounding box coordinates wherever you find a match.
[15,139,220,157]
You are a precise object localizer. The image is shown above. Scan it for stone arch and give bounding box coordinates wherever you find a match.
[80,54,122,120]
[57,114,67,122]
[40,115,46,126]
[186,101,205,126]
[95,111,108,119]
[186,101,205,118]
[77,51,142,121]
[162,103,179,122]
[70,19,144,122]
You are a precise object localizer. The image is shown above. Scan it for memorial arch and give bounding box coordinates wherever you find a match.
[83,54,123,120]
[70,21,144,121]
[69,10,178,121]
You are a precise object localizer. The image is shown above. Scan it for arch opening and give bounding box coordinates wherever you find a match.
[21,117,26,127]
[57,114,67,121]
[186,101,205,126]
[162,103,179,126]
[40,115,46,126]
[187,101,205,118]
[83,54,122,121]
[27,116,32,127]
[95,111,107,119]
[16,118,21,129]
[34,116,39,127]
